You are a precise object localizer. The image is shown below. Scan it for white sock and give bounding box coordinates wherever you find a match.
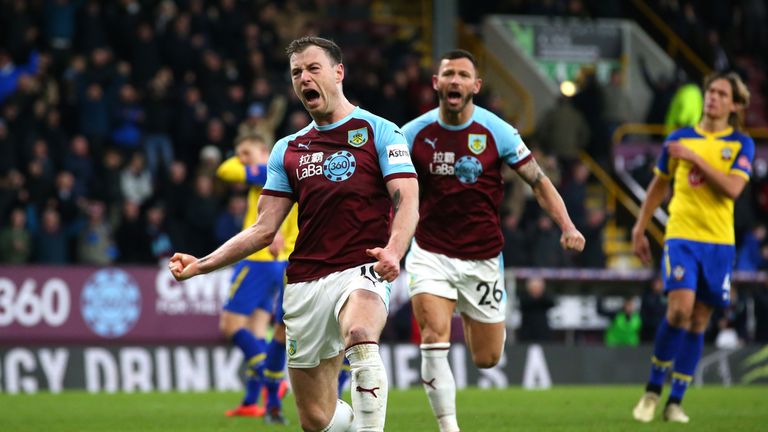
[320,399,355,432]
[346,343,388,432]
[421,343,459,432]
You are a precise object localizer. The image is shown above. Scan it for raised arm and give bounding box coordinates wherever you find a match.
[366,177,419,282]
[515,158,585,252]
[169,194,294,280]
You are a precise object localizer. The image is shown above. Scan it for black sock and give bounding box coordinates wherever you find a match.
[645,383,662,395]
[666,396,682,406]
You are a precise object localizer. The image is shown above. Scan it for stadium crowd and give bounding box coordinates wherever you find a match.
[1,1,767,342]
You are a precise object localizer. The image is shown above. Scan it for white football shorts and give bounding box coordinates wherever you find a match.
[405,240,506,323]
[282,263,390,368]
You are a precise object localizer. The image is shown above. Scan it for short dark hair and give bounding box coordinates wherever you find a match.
[285,36,343,65]
[439,49,478,69]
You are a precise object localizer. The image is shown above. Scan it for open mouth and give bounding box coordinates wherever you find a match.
[447,90,462,103]
[303,89,320,103]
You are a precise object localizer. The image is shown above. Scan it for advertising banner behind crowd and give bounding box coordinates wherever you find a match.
[0,344,766,394]
[0,266,234,344]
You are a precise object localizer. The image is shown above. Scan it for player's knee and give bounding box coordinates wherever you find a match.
[666,307,691,328]
[219,320,237,339]
[689,317,708,333]
[345,325,375,345]
[472,351,501,369]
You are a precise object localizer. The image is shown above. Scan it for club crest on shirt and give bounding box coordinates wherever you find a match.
[288,339,297,357]
[468,134,487,154]
[348,127,368,147]
[721,147,733,160]
[688,165,704,187]
[673,265,685,281]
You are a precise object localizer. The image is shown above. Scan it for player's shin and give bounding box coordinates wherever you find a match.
[346,342,388,432]
[264,338,287,412]
[647,318,685,394]
[232,328,268,405]
[421,343,460,432]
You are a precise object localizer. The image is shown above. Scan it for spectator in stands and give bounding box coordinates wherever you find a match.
[638,58,675,125]
[143,68,175,176]
[33,208,68,264]
[707,287,748,348]
[146,203,175,263]
[577,208,607,268]
[53,171,82,227]
[598,296,642,347]
[573,68,609,168]
[161,161,190,225]
[562,162,589,230]
[517,277,556,342]
[0,208,31,264]
[736,224,767,271]
[111,83,145,153]
[115,201,149,264]
[530,215,568,267]
[536,95,589,169]
[91,148,124,214]
[214,195,246,246]
[202,118,229,160]
[601,68,635,140]
[640,276,667,343]
[173,86,208,168]
[197,145,223,179]
[63,135,94,197]
[120,152,153,206]
[501,212,528,267]
[184,174,217,257]
[0,48,39,105]
[238,77,287,147]
[77,200,115,265]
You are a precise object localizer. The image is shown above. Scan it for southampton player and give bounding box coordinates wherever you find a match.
[170,36,419,432]
[402,49,585,432]
[215,133,298,423]
[632,72,753,423]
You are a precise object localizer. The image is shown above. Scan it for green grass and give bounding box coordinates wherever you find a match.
[1,386,766,431]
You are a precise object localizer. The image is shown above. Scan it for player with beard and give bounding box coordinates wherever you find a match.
[169,36,419,432]
[402,49,585,432]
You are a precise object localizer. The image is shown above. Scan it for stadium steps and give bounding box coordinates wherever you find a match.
[584,184,641,270]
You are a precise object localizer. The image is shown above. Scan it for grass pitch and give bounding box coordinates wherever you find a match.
[1,386,766,431]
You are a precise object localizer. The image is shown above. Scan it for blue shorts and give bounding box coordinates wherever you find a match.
[662,239,735,308]
[223,260,287,316]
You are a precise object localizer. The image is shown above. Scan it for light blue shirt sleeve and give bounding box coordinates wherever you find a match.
[401,110,437,152]
[264,138,293,194]
[358,113,416,178]
[473,107,531,166]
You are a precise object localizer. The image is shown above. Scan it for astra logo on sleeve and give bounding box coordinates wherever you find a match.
[386,144,411,164]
